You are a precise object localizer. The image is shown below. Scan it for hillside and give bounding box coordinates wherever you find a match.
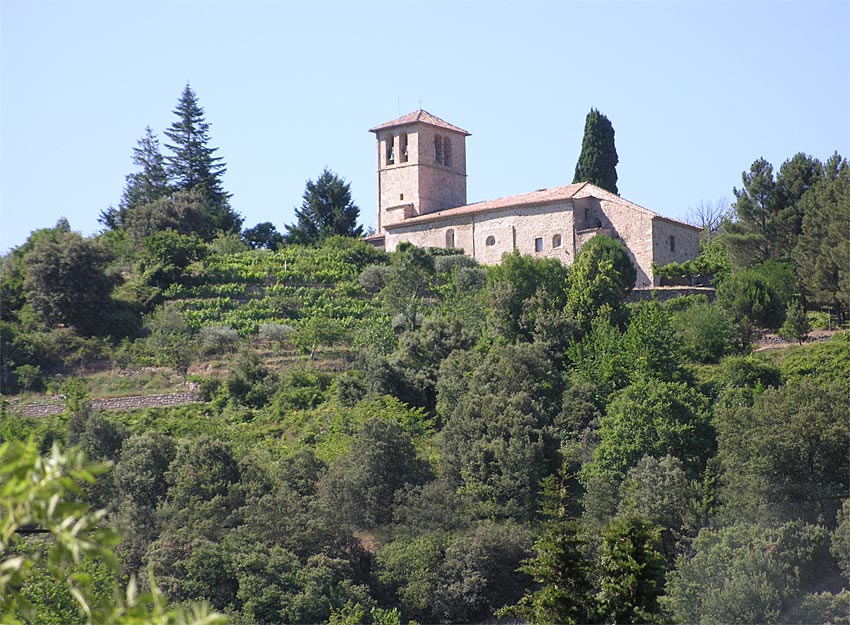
[2,235,850,625]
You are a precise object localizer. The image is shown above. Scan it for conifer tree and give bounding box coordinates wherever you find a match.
[100,127,169,230]
[573,108,619,194]
[285,168,363,244]
[779,299,810,345]
[793,153,849,320]
[123,127,170,213]
[164,83,242,238]
[498,474,598,625]
[597,515,667,624]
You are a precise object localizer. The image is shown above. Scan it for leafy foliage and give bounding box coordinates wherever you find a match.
[23,225,115,336]
[0,438,224,625]
[717,268,785,330]
[714,379,850,524]
[665,521,835,625]
[566,235,635,329]
[5,137,850,625]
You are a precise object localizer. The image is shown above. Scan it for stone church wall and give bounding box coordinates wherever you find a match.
[385,200,576,265]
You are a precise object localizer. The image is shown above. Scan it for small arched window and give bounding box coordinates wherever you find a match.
[552,234,562,249]
[399,133,408,163]
[446,229,455,249]
[434,135,443,165]
[386,135,395,165]
[594,217,603,229]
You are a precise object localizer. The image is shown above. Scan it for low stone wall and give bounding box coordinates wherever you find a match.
[627,286,717,303]
[9,390,204,417]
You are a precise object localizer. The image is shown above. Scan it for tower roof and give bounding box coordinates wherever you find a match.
[369,109,471,135]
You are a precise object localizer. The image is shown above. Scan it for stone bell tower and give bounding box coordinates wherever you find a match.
[369,110,470,233]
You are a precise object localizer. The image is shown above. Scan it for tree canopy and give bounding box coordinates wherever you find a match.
[285,168,363,244]
[164,84,241,236]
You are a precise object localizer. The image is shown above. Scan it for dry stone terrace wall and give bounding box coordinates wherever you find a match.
[9,389,203,417]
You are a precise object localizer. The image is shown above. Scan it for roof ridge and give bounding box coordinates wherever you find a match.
[370,110,471,135]
[384,183,586,228]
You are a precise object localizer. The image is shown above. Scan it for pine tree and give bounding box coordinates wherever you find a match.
[285,168,363,244]
[164,84,241,238]
[793,153,850,321]
[725,154,825,269]
[573,108,619,194]
[779,299,810,345]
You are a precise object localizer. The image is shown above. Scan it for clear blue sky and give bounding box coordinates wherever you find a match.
[1,0,848,252]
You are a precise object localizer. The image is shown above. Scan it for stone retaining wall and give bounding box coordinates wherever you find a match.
[9,390,203,417]
[627,286,717,303]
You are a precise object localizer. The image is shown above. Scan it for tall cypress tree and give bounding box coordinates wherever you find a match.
[573,108,619,195]
[164,84,241,238]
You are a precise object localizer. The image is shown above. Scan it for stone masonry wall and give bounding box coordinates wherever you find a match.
[651,218,702,280]
[415,124,467,215]
[377,125,421,229]
[572,186,701,287]
[384,200,576,265]
[9,390,203,417]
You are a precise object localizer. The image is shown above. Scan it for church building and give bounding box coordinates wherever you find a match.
[367,110,700,287]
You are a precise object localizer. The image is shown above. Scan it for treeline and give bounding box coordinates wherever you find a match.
[656,151,849,325]
[0,85,365,392]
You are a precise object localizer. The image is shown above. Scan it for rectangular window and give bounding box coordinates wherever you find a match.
[443,137,451,167]
[386,136,395,165]
[669,235,676,253]
[534,237,543,252]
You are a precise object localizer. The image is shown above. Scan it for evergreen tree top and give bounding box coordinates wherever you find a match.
[164,83,227,193]
[573,108,619,195]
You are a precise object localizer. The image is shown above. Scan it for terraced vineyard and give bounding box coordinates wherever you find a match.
[162,239,388,335]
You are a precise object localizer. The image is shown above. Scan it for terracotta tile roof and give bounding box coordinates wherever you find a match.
[385,183,588,228]
[370,109,471,136]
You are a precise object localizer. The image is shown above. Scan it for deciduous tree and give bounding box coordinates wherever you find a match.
[23,225,114,336]
[566,234,636,330]
[242,221,284,250]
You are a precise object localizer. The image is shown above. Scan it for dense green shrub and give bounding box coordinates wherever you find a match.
[717,269,784,329]
[672,301,737,363]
